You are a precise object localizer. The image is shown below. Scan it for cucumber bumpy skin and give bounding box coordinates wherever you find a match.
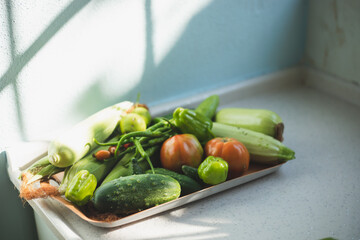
[93,174,181,214]
[146,168,203,196]
[181,165,202,184]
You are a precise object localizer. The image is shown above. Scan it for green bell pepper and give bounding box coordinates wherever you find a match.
[173,107,215,144]
[65,170,97,206]
[198,156,228,185]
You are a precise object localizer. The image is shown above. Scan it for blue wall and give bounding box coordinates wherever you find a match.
[0,1,307,239]
[0,0,308,147]
[124,0,308,106]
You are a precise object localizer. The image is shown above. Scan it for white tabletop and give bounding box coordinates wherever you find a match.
[6,69,360,240]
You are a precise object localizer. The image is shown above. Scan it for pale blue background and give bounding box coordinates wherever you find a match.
[2,0,359,237]
[127,0,307,105]
[1,1,306,239]
[0,0,312,239]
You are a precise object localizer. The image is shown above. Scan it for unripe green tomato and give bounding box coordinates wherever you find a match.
[120,113,147,133]
[131,107,152,126]
[198,156,228,185]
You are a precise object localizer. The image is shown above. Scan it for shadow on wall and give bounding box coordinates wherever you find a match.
[0,1,90,239]
[0,0,92,141]
[0,0,305,238]
[54,0,306,120]
[0,0,306,141]
[113,0,306,106]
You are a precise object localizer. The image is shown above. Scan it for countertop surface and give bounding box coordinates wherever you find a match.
[6,70,360,240]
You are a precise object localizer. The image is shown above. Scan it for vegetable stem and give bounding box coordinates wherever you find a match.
[133,139,155,174]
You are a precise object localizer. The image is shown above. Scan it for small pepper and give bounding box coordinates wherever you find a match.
[173,107,215,144]
[65,170,97,206]
[198,156,228,185]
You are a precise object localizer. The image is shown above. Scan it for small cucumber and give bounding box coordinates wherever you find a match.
[130,157,148,175]
[195,95,220,120]
[147,168,202,195]
[181,165,202,183]
[93,174,181,214]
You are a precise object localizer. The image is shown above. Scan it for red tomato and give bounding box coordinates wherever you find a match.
[205,137,249,179]
[160,134,203,172]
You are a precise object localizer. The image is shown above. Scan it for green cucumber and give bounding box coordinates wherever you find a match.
[195,95,219,119]
[93,174,180,214]
[146,168,202,195]
[181,165,202,184]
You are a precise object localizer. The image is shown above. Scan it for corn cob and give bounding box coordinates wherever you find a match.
[19,156,64,200]
[21,156,64,184]
[48,101,133,168]
[215,108,284,141]
[211,122,295,165]
[58,144,119,194]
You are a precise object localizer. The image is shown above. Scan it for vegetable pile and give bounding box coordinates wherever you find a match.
[19,95,295,220]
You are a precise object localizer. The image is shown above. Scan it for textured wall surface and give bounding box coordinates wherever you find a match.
[305,0,360,85]
[0,0,307,149]
[0,1,306,239]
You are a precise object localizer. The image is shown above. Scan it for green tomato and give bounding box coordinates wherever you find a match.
[131,107,152,126]
[120,113,147,133]
[198,156,228,185]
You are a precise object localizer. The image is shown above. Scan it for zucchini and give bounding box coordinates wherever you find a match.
[215,108,284,141]
[48,101,133,168]
[93,174,181,214]
[195,95,219,119]
[212,122,295,165]
[146,168,202,195]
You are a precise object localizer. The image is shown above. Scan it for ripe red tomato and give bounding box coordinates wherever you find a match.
[205,137,249,179]
[160,134,203,172]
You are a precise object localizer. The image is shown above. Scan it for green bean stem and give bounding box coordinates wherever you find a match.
[114,130,166,157]
[133,138,155,174]
[93,138,119,146]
